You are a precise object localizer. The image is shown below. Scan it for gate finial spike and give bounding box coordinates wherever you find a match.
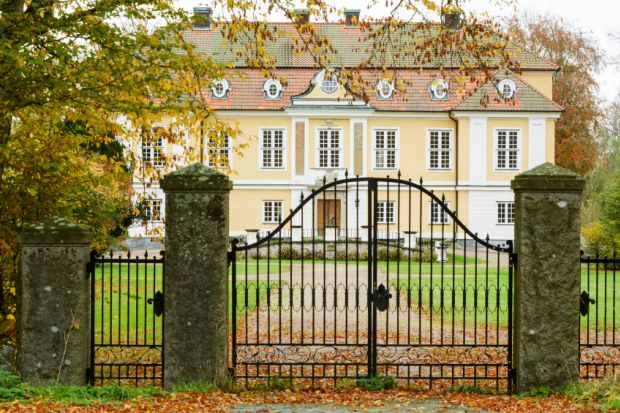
[110,251,114,259]
[322,176,326,184]
[344,169,349,178]
[419,177,423,185]
[486,234,490,242]
[144,250,149,258]
[441,193,446,202]
[126,250,131,259]
[397,170,401,179]
[300,193,305,202]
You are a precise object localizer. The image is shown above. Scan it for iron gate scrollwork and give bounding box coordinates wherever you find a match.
[230,174,515,391]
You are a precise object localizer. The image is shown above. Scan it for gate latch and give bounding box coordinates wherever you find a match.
[147,291,164,317]
[374,284,392,312]
[579,290,595,316]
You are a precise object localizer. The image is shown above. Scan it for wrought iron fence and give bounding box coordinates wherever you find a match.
[580,252,620,379]
[89,250,165,386]
[230,175,514,390]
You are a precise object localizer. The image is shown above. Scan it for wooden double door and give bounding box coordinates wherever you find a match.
[317,199,341,236]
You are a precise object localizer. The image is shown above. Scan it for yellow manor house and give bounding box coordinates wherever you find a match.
[128,8,562,247]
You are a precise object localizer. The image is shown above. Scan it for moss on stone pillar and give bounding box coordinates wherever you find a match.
[511,162,585,392]
[18,217,93,385]
[160,163,232,387]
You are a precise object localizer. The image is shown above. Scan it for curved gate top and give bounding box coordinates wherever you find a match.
[230,175,514,391]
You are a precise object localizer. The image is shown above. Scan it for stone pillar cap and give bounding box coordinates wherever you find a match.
[160,163,233,191]
[19,216,94,245]
[511,162,585,192]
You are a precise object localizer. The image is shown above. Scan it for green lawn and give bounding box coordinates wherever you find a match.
[93,262,276,345]
[581,264,620,329]
[92,258,620,345]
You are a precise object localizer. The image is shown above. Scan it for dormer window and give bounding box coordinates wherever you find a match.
[376,79,395,100]
[498,79,516,99]
[263,79,283,100]
[321,73,338,93]
[429,78,449,100]
[211,79,230,99]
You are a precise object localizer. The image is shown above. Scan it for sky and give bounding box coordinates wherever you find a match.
[179,0,620,102]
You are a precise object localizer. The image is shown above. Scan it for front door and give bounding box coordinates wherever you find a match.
[317,199,341,236]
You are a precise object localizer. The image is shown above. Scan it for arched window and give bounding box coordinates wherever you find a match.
[263,79,283,99]
[211,79,230,98]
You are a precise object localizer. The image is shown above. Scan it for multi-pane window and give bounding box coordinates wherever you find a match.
[373,129,398,169]
[430,201,450,224]
[145,199,162,222]
[207,134,231,168]
[262,200,283,223]
[497,202,515,224]
[427,129,452,170]
[377,201,396,224]
[495,129,520,170]
[260,129,285,169]
[317,129,341,168]
[142,136,164,168]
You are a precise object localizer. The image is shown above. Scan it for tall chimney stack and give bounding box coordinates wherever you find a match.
[293,8,310,25]
[344,9,361,27]
[193,6,212,30]
[441,0,461,30]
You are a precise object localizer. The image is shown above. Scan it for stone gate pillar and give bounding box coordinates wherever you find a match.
[511,162,584,392]
[17,217,93,385]
[160,163,232,387]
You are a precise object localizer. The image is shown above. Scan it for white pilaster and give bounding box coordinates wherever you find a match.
[528,117,547,169]
[469,116,488,186]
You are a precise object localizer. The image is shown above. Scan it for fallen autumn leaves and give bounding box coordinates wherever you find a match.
[0,387,607,413]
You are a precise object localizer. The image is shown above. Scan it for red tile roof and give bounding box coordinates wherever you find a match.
[200,68,560,113]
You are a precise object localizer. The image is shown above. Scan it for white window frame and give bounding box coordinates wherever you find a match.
[321,73,339,93]
[262,200,283,224]
[141,132,165,169]
[377,201,396,224]
[206,133,232,169]
[497,201,515,225]
[493,128,521,171]
[211,79,230,99]
[263,78,283,100]
[259,128,287,170]
[426,128,453,171]
[315,127,343,168]
[429,200,450,225]
[429,78,449,100]
[497,79,516,99]
[376,79,395,100]
[372,128,399,170]
[145,199,162,222]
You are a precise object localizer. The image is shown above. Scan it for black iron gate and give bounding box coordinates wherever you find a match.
[580,252,620,379]
[89,251,165,385]
[231,175,514,390]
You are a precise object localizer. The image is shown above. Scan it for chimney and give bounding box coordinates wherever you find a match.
[293,8,310,25]
[193,6,212,30]
[344,9,360,27]
[441,1,461,30]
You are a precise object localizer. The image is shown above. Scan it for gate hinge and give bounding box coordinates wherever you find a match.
[85,367,92,383]
[227,251,234,267]
[86,261,94,278]
[510,253,518,267]
[228,367,236,378]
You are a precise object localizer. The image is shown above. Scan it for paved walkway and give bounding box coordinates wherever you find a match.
[230,401,492,412]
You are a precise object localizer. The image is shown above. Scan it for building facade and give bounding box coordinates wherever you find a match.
[128,14,562,245]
